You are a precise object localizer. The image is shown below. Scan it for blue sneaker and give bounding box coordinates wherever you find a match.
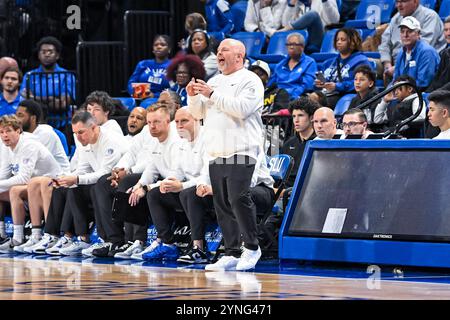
[142,243,179,260]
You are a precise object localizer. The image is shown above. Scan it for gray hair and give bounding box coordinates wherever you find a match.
[287,32,305,46]
[445,15,450,24]
[71,111,96,127]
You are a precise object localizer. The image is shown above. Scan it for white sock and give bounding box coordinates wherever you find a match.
[13,225,24,243]
[0,221,6,238]
[31,228,42,240]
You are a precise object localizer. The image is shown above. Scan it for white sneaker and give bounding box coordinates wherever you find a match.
[205,255,240,271]
[14,237,41,254]
[115,240,144,259]
[131,240,160,260]
[31,234,59,254]
[81,241,105,257]
[236,247,261,271]
[59,237,91,256]
[45,236,73,256]
[0,238,23,253]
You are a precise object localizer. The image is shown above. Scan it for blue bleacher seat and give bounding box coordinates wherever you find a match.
[334,94,357,118]
[53,128,69,156]
[344,0,395,28]
[208,31,225,43]
[420,0,436,9]
[114,97,136,111]
[230,31,266,58]
[140,97,159,109]
[253,30,309,63]
[439,0,450,20]
[310,29,338,62]
[230,0,248,33]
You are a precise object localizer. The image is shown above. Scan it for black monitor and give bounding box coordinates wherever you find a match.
[287,146,450,242]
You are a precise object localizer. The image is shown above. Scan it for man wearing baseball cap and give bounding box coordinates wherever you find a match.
[249,60,289,114]
[392,16,440,90]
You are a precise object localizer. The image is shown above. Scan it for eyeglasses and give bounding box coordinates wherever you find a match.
[340,121,364,129]
[176,71,189,75]
[285,43,303,47]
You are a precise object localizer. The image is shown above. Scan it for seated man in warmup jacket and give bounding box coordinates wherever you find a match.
[42,112,127,257]
[126,106,186,260]
[0,115,63,253]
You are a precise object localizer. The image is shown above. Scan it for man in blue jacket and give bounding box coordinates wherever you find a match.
[268,32,317,100]
[393,16,440,91]
[201,0,234,36]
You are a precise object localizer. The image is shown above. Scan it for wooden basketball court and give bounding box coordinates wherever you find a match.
[1,256,450,300]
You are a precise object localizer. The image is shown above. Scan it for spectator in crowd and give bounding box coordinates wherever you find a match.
[313,107,344,139]
[340,108,374,139]
[125,107,146,139]
[201,0,234,36]
[380,0,445,83]
[374,75,426,138]
[15,99,69,173]
[166,53,206,107]
[349,65,381,130]
[20,36,75,115]
[0,57,18,80]
[0,67,22,116]
[268,32,317,100]
[244,0,287,38]
[0,115,62,252]
[427,89,450,139]
[315,28,370,108]
[187,29,219,81]
[279,0,340,54]
[127,35,172,100]
[53,112,128,256]
[127,106,183,260]
[179,13,208,50]
[187,38,265,271]
[249,60,289,114]
[392,16,440,91]
[427,16,450,92]
[281,96,318,187]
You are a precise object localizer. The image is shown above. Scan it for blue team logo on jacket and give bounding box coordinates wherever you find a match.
[106,148,114,155]
[10,164,19,174]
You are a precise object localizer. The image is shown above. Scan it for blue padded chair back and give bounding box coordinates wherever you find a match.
[355,0,395,23]
[334,94,357,117]
[268,154,294,182]
[140,97,159,109]
[208,31,225,42]
[421,0,436,9]
[266,30,309,55]
[53,128,69,156]
[230,0,248,32]
[230,31,266,57]
[439,0,450,19]
[321,29,338,53]
[114,97,136,111]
